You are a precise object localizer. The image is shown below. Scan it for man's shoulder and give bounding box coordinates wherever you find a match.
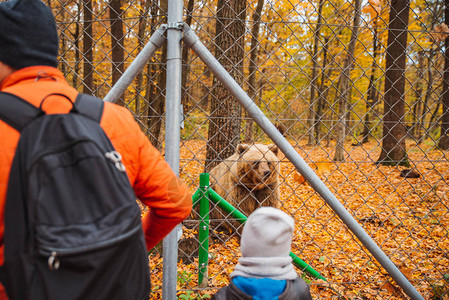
[101,101,139,130]
[102,101,134,117]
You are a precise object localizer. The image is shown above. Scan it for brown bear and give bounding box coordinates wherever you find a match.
[209,143,281,236]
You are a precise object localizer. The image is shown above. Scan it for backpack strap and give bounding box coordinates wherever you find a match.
[73,93,104,123]
[0,92,40,132]
[0,92,104,131]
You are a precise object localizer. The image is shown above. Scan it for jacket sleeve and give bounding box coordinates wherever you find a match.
[132,123,192,250]
[100,103,192,251]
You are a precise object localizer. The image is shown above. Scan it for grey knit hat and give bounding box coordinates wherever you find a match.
[241,207,295,258]
[0,0,59,69]
[230,207,297,279]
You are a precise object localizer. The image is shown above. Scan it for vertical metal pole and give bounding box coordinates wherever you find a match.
[198,173,210,287]
[162,0,183,299]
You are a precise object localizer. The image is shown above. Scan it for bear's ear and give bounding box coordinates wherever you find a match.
[268,144,279,156]
[237,144,250,154]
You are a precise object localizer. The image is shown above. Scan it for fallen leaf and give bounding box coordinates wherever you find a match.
[315,161,333,174]
[293,171,306,184]
[399,264,413,280]
[381,281,400,295]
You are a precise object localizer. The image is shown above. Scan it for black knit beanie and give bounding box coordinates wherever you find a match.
[0,0,59,69]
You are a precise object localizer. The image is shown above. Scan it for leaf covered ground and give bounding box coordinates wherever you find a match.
[148,139,448,299]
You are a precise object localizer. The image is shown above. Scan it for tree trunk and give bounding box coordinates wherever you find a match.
[438,0,449,149]
[200,67,212,110]
[411,51,425,140]
[308,0,325,145]
[205,0,246,172]
[377,0,410,166]
[181,0,195,114]
[427,86,442,135]
[419,48,436,143]
[333,0,362,161]
[314,36,330,142]
[72,1,81,89]
[134,0,152,116]
[83,0,94,94]
[362,26,379,144]
[142,0,160,135]
[109,0,125,105]
[244,0,264,143]
[59,2,67,78]
[147,0,166,150]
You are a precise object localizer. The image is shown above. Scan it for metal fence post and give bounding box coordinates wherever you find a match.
[198,173,210,288]
[162,0,184,299]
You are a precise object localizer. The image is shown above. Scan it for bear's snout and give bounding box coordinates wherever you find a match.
[256,161,272,179]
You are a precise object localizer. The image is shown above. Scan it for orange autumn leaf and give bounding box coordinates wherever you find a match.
[314,161,333,174]
[381,281,401,295]
[293,171,306,184]
[399,264,414,280]
[292,161,332,185]
[362,0,381,19]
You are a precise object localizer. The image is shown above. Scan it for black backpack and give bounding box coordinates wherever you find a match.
[0,92,151,300]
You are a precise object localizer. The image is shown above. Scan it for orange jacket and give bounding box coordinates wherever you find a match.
[0,66,192,299]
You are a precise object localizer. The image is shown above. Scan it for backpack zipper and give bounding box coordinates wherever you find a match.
[105,150,126,172]
[48,251,60,271]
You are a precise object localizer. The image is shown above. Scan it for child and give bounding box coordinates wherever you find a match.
[212,207,313,299]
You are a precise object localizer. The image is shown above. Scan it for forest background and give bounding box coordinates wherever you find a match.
[46,0,449,298]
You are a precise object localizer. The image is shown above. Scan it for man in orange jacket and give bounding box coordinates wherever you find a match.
[0,0,192,298]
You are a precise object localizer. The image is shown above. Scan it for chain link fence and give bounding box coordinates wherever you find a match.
[52,0,448,298]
